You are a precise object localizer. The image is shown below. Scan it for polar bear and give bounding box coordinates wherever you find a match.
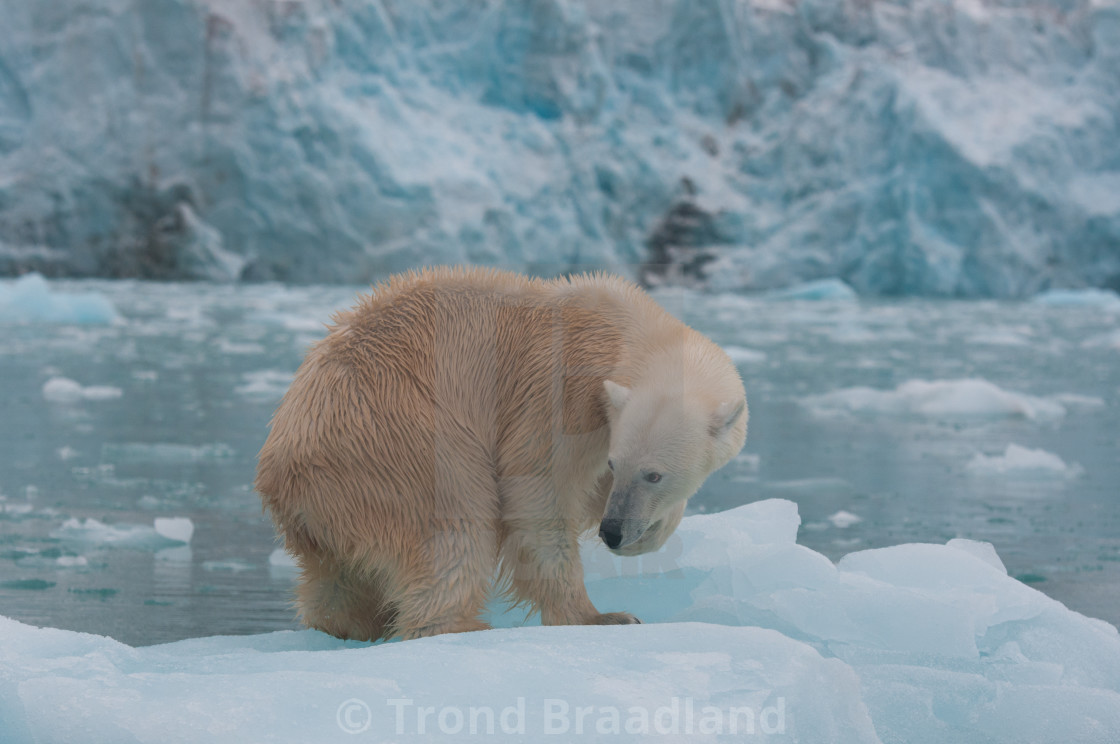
[256,267,747,641]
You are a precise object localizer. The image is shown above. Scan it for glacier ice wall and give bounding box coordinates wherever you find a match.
[0,0,1117,294]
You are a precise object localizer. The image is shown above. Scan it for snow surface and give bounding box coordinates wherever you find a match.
[803,378,1068,423]
[5,500,1120,743]
[0,273,119,325]
[1,1,1118,296]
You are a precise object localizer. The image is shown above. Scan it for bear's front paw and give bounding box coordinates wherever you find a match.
[591,612,642,625]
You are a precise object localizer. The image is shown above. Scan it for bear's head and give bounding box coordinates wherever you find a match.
[599,344,747,556]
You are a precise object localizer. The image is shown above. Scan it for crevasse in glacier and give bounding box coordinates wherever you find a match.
[0,0,1117,294]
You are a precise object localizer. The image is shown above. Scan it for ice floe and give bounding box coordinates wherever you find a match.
[41,377,122,403]
[5,500,1118,743]
[50,517,193,549]
[803,378,1068,423]
[966,444,1083,479]
[0,274,119,325]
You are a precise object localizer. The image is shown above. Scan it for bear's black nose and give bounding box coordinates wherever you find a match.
[599,519,623,549]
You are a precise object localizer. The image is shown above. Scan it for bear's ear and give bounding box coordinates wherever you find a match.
[603,380,631,411]
[709,399,746,438]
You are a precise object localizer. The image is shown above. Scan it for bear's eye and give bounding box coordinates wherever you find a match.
[645,472,662,484]
[607,459,614,471]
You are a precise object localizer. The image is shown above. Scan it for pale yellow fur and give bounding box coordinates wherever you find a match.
[256,266,747,641]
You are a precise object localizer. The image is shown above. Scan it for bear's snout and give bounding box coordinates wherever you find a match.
[599,519,624,550]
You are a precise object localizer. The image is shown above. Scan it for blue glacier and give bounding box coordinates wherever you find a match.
[0,0,1118,294]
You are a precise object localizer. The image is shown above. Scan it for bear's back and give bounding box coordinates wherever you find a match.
[262,268,656,495]
[322,267,661,413]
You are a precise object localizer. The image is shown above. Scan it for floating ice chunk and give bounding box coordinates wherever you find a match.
[249,312,329,332]
[766,278,859,301]
[0,274,119,325]
[828,510,863,528]
[0,499,56,521]
[51,518,161,547]
[268,548,298,569]
[1052,393,1106,410]
[0,502,35,516]
[235,370,293,400]
[77,386,121,401]
[101,442,234,464]
[154,517,194,544]
[136,496,163,510]
[803,379,1067,422]
[732,452,761,474]
[52,517,192,548]
[202,559,252,572]
[41,378,83,403]
[722,345,768,365]
[12,548,88,569]
[1032,288,1120,310]
[217,339,266,355]
[966,444,1083,479]
[42,377,123,403]
[966,330,1031,346]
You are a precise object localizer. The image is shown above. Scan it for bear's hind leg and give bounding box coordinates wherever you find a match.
[390,521,498,640]
[295,554,395,642]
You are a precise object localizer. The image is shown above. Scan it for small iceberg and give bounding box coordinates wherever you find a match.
[42,378,122,403]
[0,273,120,325]
[803,378,1067,423]
[966,444,1083,479]
[51,517,194,549]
